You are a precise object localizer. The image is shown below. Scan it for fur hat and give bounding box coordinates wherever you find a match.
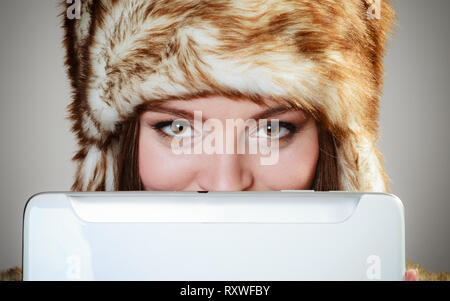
[61,0,395,192]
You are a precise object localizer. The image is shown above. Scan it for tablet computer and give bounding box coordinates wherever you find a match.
[22,191,405,280]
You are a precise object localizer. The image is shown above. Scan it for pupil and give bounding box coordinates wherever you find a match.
[172,122,184,133]
[266,123,278,136]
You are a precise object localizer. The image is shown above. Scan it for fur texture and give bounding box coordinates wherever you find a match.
[61,0,395,192]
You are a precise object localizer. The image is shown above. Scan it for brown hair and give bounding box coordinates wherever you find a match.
[117,113,339,191]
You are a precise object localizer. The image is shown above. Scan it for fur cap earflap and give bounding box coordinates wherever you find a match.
[61,0,395,192]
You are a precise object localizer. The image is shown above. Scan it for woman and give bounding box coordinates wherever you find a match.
[62,0,421,280]
[119,95,332,191]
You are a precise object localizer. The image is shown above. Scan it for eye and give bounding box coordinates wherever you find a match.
[153,119,194,137]
[255,121,291,139]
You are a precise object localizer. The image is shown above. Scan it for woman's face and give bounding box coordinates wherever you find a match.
[138,95,319,191]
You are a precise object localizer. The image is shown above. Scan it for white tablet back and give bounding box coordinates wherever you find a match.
[22,191,405,280]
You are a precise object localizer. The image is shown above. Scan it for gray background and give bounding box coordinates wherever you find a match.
[0,0,449,272]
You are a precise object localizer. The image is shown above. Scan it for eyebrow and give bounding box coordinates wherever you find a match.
[146,106,206,122]
[147,105,297,121]
[250,106,293,120]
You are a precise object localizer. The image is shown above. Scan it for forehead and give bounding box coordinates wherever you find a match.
[140,95,308,120]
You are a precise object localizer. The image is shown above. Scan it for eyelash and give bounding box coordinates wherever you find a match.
[151,120,190,139]
[150,120,302,140]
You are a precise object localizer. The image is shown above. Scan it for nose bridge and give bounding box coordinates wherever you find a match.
[195,117,254,191]
[221,117,251,155]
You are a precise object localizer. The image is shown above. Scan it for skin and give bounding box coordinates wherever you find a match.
[138,95,419,281]
[139,95,319,191]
